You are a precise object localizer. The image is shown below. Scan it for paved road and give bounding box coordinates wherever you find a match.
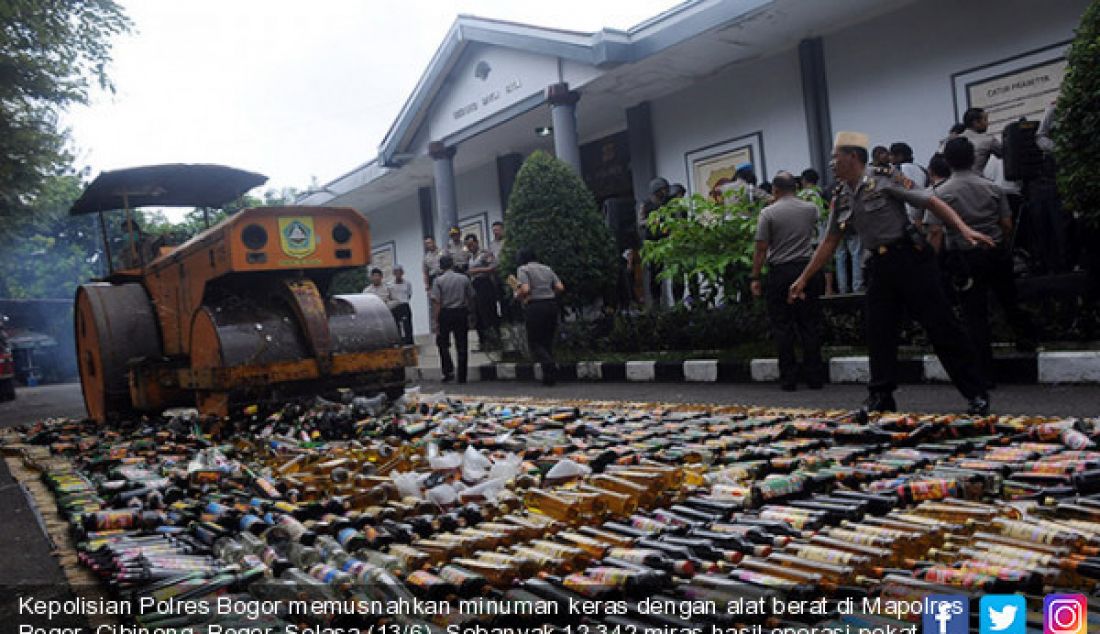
[427,380,1100,417]
[0,386,84,627]
[0,383,88,428]
[3,379,1099,429]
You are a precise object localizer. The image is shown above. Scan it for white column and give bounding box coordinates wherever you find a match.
[546,83,581,173]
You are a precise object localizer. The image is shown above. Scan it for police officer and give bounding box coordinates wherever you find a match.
[926,137,1038,388]
[516,247,565,386]
[959,107,1002,175]
[388,265,415,345]
[465,233,500,349]
[430,254,475,383]
[422,236,442,291]
[751,171,825,391]
[443,225,471,274]
[788,132,997,416]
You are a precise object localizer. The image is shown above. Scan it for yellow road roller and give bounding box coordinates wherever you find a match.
[71,164,416,422]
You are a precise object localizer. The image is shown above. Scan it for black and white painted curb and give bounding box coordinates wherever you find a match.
[448,351,1100,384]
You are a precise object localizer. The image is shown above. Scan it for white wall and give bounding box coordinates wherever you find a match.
[363,193,433,334]
[456,159,503,233]
[650,48,812,190]
[824,0,1087,166]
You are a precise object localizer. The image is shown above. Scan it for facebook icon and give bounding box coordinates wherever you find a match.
[924,595,969,634]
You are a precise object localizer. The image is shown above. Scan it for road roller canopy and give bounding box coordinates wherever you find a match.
[70,164,268,215]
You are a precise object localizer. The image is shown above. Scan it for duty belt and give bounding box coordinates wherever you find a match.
[873,238,921,256]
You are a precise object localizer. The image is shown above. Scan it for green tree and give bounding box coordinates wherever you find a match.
[0,0,131,234]
[500,151,618,312]
[1055,1,1100,230]
[641,190,767,306]
[141,186,304,243]
[0,173,103,299]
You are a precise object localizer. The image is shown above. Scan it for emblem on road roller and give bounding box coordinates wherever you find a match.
[278,216,316,258]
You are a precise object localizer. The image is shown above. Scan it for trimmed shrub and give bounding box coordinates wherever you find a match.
[501,151,618,312]
[1055,2,1100,229]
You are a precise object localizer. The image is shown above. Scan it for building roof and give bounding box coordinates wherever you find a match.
[376,0,775,168]
[301,0,913,208]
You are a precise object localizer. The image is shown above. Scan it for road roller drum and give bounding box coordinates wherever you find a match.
[75,283,163,422]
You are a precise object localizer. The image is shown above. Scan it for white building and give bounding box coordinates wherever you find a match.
[301,0,1088,335]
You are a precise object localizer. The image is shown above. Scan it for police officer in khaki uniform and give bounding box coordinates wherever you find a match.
[789,132,997,417]
[516,247,565,386]
[430,254,475,383]
[751,171,825,391]
[388,265,415,345]
[422,237,442,291]
[928,137,1038,388]
[443,225,471,274]
[465,233,500,349]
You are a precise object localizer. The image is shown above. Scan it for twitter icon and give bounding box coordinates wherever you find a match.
[981,595,1027,634]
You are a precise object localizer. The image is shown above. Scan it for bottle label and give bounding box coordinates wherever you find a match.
[337,528,360,548]
[92,510,136,531]
[308,564,342,585]
[630,516,669,532]
[928,567,998,589]
[828,528,885,547]
[900,478,958,501]
[438,565,478,587]
[280,515,313,542]
[756,475,804,500]
[797,545,853,565]
[584,567,632,586]
[563,573,605,598]
[996,519,1060,545]
[608,548,658,565]
[759,510,811,529]
[339,558,367,577]
[731,569,794,590]
[956,561,1028,582]
[239,514,264,532]
[406,570,442,588]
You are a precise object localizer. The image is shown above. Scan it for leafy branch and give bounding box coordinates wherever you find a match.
[640,191,766,305]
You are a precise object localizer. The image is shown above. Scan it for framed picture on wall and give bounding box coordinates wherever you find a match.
[458,212,489,248]
[371,241,396,281]
[684,131,765,201]
[952,41,1070,136]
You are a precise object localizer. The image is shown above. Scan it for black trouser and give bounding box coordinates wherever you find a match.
[437,306,469,381]
[471,276,500,346]
[766,259,825,386]
[1028,175,1073,273]
[494,274,513,323]
[390,303,414,345]
[865,244,985,400]
[950,247,1038,385]
[524,299,559,383]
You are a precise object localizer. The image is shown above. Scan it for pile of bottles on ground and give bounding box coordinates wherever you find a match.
[14,387,1100,632]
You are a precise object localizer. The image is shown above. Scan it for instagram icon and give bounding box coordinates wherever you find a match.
[1045,594,1087,634]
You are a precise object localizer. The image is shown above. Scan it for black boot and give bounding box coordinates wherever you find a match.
[966,394,990,416]
[854,391,897,425]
